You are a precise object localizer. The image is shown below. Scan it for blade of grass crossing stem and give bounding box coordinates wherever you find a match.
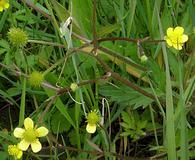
[66,1,85,151]
[113,0,126,37]
[69,2,86,115]
[19,77,26,127]
[45,1,83,151]
[178,58,188,160]
[145,0,152,34]
[184,75,195,103]
[126,0,137,37]
[75,90,81,149]
[149,105,159,146]
[156,4,177,160]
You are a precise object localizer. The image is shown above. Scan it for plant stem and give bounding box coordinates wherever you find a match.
[19,77,26,126]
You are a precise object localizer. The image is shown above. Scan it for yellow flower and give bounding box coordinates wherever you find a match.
[164,26,188,50]
[8,144,23,159]
[86,110,100,134]
[0,0,9,12]
[13,117,48,153]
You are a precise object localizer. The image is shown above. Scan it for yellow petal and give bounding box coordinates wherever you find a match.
[18,139,30,151]
[167,27,174,37]
[17,150,23,159]
[86,123,96,134]
[31,139,42,153]
[165,38,173,47]
[4,3,10,9]
[36,127,48,137]
[14,128,25,138]
[173,43,182,50]
[24,117,34,130]
[0,7,3,11]
[174,26,184,35]
[182,34,188,43]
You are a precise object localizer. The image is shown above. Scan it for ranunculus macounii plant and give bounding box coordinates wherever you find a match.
[164,26,188,50]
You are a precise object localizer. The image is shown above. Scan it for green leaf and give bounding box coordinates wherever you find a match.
[98,24,120,37]
[99,84,154,109]
[0,152,8,160]
[44,88,76,129]
[51,0,82,35]
[6,87,21,97]
[51,110,71,134]
[72,0,93,38]
[51,0,69,22]
[0,39,10,55]
[148,59,166,92]
[0,39,10,50]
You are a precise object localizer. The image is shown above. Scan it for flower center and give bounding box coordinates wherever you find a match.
[23,129,37,142]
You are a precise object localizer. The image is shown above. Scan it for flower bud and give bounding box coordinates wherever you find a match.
[140,55,148,63]
[70,83,78,92]
[8,144,23,159]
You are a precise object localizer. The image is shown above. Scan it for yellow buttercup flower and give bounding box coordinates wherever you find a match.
[164,26,188,50]
[0,0,9,12]
[13,117,48,153]
[8,144,23,159]
[86,110,100,134]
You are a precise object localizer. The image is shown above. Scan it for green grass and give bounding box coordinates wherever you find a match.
[0,0,194,159]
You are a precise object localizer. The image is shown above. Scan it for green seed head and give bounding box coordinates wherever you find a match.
[87,110,100,124]
[8,27,28,47]
[28,71,44,87]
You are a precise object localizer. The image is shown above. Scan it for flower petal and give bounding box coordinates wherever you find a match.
[4,3,10,9]
[167,27,174,37]
[182,34,188,43]
[14,128,25,138]
[36,127,48,137]
[165,38,173,47]
[173,43,182,50]
[0,7,3,11]
[24,117,34,130]
[31,139,42,153]
[174,26,184,35]
[18,139,30,151]
[86,123,96,134]
[17,150,23,159]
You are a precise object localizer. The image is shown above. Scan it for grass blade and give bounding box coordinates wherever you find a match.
[156,4,177,160]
